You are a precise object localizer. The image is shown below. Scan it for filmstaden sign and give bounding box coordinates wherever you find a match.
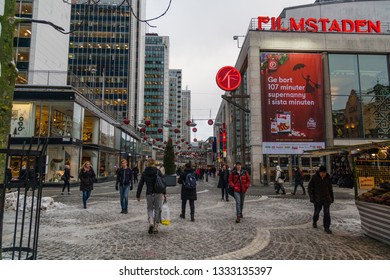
[258,16,381,33]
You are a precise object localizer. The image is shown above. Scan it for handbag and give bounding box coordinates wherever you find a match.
[228,186,235,197]
[160,200,170,226]
[60,175,66,181]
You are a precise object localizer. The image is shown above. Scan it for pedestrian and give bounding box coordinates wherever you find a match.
[228,162,250,223]
[308,165,334,234]
[79,161,96,209]
[61,165,73,195]
[292,166,306,195]
[116,159,133,214]
[274,165,286,195]
[217,164,230,201]
[178,162,197,222]
[136,158,166,234]
[132,165,139,184]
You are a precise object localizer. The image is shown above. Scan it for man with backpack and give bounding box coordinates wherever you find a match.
[275,165,286,195]
[178,162,197,222]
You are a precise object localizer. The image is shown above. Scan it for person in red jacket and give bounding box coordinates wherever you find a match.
[228,162,250,223]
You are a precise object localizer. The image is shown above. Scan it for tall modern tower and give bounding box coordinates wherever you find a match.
[169,69,182,141]
[68,0,145,126]
[144,33,169,142]
[181,88,191,143]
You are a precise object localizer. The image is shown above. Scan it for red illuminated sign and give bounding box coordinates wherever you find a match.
[258,16,381,33]
[216,66,242,91]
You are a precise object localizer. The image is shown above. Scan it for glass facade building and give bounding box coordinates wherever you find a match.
[144,33,169,142]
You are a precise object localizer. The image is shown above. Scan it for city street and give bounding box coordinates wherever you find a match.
[3,176,390,260]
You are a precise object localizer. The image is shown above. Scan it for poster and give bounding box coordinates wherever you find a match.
[10,103,33,137]
[261,52,325,154]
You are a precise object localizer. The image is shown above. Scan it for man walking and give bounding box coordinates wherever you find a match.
[116,159,133,214]
[308,165,334,234]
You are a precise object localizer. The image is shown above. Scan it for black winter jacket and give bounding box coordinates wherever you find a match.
[116,167,133,187]
[136,166,165,197]
[178,168,197,201]
[308,172,334,205]
[79,168,96,191]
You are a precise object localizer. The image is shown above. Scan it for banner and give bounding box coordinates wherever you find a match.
[260,52,325,154]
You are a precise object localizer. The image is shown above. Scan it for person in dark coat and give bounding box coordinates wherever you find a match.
[132,165,139,184]
[79,161,96,209]
[61,165,73,195]
[308,165,334,234]
[217,164,230,201]
[292,166,306,195]
[229,162,250,223]
[116,159,133,214]
[136,158,166,234]
[178,162,197,222]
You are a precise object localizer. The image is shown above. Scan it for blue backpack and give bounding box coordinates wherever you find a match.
[184,172,197,190]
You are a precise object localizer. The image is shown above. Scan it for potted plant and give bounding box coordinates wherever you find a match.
[163,138,176,186]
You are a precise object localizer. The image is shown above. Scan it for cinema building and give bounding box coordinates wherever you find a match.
[215,0,390,186]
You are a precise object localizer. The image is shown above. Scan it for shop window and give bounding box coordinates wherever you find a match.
[10,103,34,137]
[50,109,73,137]
[329,54,389,139]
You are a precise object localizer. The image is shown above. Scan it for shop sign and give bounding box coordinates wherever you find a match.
[258,16,381,33]
[216,66,241,91]
[358,177,375,190]
[260,52,325,154]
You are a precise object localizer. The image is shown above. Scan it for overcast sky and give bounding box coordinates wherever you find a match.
[145,0,315,141]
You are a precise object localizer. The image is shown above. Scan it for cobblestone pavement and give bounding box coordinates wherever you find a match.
[4,177,390,260]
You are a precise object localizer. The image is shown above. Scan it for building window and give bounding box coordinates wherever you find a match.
[329,54,390,139]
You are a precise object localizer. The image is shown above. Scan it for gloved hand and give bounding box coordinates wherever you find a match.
[115,185,118,191]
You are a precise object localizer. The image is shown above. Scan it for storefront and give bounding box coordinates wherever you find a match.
[10,85,143,185]
[216,1,390,186]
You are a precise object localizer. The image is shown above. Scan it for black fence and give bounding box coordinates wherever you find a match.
[0,136,48,260]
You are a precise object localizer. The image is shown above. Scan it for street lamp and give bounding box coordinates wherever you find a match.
[233,35,245,48]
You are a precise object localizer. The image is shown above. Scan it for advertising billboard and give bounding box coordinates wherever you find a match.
[260,52,325,154]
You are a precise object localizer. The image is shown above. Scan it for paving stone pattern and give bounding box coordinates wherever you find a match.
[6,177,390,260]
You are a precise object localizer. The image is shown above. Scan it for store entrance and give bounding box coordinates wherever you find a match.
[265,155,291,184]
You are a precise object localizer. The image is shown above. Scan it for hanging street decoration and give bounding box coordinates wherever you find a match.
[192,127,197,132]
[123,118,130,125]
[208,119,214,126]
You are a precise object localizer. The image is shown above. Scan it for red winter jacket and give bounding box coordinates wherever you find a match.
[229,169,250,193]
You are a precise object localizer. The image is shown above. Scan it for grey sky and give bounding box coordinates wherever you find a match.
[146,0,315,140]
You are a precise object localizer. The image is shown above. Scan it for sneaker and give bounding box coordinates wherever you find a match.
[235,216,241,223]
[324,228,332,234]
[68,192,72,195]
[61,192,64,195]
[148,224,154,234]
[153,225,159,234]
[179,214,185,219]
[313,222,317,228]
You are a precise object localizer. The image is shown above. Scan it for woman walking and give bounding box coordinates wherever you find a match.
[61,165,73,195]
[136,158,166,234]
[217,164,230,201]
[79,161,96,209]
[229,162,250,223]
[292,166,306,195]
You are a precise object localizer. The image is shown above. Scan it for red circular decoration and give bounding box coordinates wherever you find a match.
[181,139,185,142]
[140,127,146,133]
[156,138,160,142]
[193,138,197,142]
[174,128,180,133]
[186,120,192,126]
[164,141,167,144]
[186,141,189,145]
[157,128,163,133]
[145,120,151,126]
[208,119,214,125]
[143,136,148,141]
[216,66,242,91]
[192,128,197,133]
[123,118,130,125]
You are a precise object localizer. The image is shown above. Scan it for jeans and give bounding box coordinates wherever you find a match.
[146,193,163,225]
[181,199,195,217]
[313,202,331,229]
[82,191,91,208]
[62,180,70,192]
[234,191,245,216]
[119,185,130,210]
[221,187,228,200]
